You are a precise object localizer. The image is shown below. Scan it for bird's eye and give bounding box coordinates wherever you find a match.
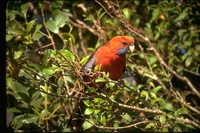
[122,41,127,45]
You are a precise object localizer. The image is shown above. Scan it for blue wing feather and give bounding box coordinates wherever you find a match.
[84,56,96,73]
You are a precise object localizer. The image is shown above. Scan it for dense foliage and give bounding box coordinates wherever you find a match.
[6,1,200,132]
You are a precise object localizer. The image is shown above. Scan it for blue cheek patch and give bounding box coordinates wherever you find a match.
[84,56,96,73]
[117,47,129,56]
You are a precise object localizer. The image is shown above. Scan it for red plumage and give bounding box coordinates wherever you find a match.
[84,36,135,81]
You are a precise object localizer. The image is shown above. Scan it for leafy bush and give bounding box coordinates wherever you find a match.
[6,1,200,132]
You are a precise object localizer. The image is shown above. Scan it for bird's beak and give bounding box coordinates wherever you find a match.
[129,44,135,52]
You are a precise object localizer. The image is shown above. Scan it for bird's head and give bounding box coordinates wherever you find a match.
[108,36,135,56]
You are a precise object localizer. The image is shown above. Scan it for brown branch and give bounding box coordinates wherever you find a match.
[176,117,200,129]
[69,13,100,37]
[39,3,56,50]
[96,92,165,115]
[85,118,151,130]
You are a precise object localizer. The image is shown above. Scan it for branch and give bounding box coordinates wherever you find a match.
[96,92,165,115]
[85,118,151,131]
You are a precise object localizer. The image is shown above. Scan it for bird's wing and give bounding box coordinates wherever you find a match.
[83,45,103,72]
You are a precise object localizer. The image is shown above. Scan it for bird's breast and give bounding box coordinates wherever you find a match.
[95,55,126,80]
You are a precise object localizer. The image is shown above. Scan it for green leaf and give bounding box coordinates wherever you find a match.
[57,78,64,88]
[122,113,132,123]
[82,100,90,107]
[12,114,39,125]
[151,8,159,21]
[185,56,193,67]
[149,56,157,65]
[109,82,116,89]
[185,41,192,47]
[98,11,106,19]
[150,92,157,99]
[40,109,50,118]
[100,115,106,124]
[174,107,189,117]
[35,24,42,33]
[86,87,96,93]
[54,11,69,28]
[84,108,94,115]
[123,8,130,19]
[141,90,149,100]
[42,68,55,78]
[95,77,107,83]
[152,86,163,94]
[82,120,93,130]
[160,114,166,125]
[145,122,155,129]
[6,77,14,90]
[134,1,140,6]
[167,113,174,119]
[80,55,90,66]
[61,33,75,45]
[7,78,30,100]
[31,92,43,109]
[174,8,188,23]
[26,19,36,34]
[94,109,101,115]
[185,124,196,130]
[7,107,21,113]
[9,11,21,20]
[6,34,13,41]
[164,103,174,111]
[46,18,59,33]
[20,3,29,18]
[145,22,151,29]
[59,50,75,61]
[106,19,115,26]
[32,32,44,41]
[162,127,169,132]
[14,51,24,59]
[11,30,25,36]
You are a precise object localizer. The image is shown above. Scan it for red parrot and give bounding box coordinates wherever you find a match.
[84,36,135,81]
[68,36,135,131]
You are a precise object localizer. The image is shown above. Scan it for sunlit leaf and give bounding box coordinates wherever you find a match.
[150,92,157,99]
[145,122,155,129]
[32,32,44,41]
[149,56,157,65]
[122,113,132,123]
[83,120,93,130]
[160,114,166,125]
[141,90,149,100]
[54,11,69,28]
[84,108,94,115]
[11,30,25,36]
[123,8,130,19]
[20,3,29,18]
[14,51,23,59]
[82,100,90,107]
[34,24,42,32]
[59,50,75,61]
[164,103,174,111]
[185,56,193,67]
[100,115,106,124]
[26,19,36,34]
[95,77,107,83]
[46,18,59,33]
[6,34,13,41]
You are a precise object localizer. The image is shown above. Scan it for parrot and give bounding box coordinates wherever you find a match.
[68,36,135,131]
